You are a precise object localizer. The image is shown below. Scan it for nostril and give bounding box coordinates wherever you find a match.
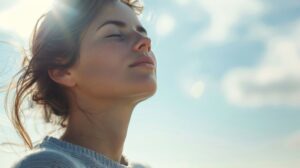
[140,44,150,51]
[134,36,152,52]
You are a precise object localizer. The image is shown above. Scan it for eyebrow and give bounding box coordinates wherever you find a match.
[96,20,148,35]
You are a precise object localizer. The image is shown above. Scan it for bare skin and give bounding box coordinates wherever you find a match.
[48,0,157,164]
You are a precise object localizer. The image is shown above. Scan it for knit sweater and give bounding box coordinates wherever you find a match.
[12,136,131,168]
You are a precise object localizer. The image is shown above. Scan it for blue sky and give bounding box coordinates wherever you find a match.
[0,0,300,167]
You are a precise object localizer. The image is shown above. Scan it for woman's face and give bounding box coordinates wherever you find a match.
[70,1,157,103]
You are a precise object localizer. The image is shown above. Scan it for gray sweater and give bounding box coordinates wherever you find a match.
[12,136,131,168]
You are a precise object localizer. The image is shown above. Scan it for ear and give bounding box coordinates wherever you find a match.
[48,68,76,87]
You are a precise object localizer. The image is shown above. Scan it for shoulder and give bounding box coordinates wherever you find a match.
[12,148,81,168]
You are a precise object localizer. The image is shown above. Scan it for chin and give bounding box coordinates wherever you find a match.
[141,79,157,95]
[129,83,157,104]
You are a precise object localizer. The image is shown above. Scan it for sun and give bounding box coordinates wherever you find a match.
[0,0,53,38]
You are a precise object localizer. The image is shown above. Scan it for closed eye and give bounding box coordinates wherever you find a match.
[106,34,122,38]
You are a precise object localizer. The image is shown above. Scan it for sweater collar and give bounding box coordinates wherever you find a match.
[39,136,131,168]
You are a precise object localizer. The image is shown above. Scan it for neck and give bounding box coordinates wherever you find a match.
[60,96,136,164]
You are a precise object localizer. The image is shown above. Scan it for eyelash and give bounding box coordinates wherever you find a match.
[106,34,123,38]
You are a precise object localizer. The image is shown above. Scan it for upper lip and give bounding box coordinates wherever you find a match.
[129,56,156,67]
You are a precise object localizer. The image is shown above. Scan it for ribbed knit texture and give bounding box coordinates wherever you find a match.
[12,136,131,168]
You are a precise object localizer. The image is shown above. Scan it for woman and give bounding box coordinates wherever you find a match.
[9,0,157,167]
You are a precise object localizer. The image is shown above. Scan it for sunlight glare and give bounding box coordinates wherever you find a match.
[189,80,205,99]
[0,0,53,38]
[155,13,175,36]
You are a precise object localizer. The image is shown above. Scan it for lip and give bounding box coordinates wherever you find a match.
[129,56,156,67]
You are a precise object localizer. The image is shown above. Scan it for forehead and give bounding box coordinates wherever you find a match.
[93,1,141,29]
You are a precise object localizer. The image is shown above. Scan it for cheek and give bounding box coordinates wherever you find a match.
[76,44,130,88]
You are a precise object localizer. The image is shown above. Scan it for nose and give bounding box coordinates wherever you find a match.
[133,35,151,54]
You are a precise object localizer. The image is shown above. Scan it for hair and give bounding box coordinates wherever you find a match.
[5,0,143,150]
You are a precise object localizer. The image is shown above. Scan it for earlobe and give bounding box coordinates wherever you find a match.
[48,68,76,87]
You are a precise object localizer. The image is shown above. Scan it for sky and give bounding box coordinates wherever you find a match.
[0,0,300,167]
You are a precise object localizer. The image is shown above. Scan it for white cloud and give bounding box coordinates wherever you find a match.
[222,21,300,108]
[155,13,175,36]
[175,0,191,6]
[189,0,264,45]
[0,0,53,38]
[285,131,300,150]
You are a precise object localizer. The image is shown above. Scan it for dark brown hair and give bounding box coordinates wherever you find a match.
[6,0,143,149]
